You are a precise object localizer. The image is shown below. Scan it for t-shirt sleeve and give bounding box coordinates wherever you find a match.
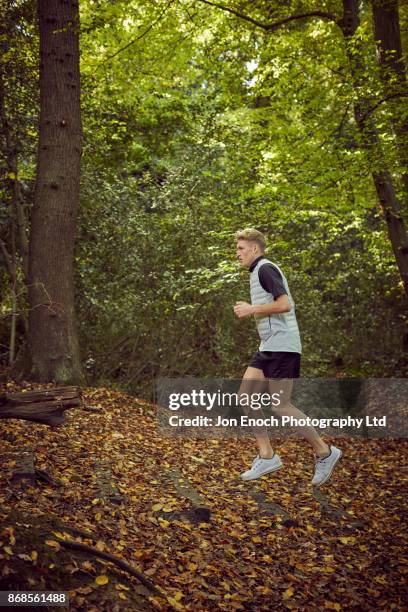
[258,264,287,299]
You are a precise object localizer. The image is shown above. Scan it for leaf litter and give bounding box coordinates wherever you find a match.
[0,381,406,610]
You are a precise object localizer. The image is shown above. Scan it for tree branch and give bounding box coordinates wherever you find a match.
[360,92,408,123]
[103,0,176,63]
[0,238,14,279]
[56,538,166,597]
[195,0,337,30]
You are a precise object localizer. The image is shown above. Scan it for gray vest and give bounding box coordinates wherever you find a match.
[250,258,301,353]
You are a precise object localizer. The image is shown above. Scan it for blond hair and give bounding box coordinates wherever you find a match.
[235,228,266,252]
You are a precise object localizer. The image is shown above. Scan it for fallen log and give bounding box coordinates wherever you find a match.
[94,461,124,505]
[0,386,82,426]
[163,467,211,524]
[10,447,36,488]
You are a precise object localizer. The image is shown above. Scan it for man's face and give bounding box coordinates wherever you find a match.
[236,239,259,268]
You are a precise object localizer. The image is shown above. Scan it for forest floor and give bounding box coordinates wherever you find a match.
[0,381,407,611]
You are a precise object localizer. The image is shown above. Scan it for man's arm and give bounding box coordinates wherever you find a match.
[234,294,291,318]
[253,294,291,314]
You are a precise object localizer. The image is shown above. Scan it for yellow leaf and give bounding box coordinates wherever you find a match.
[3,546,13,555]
[158,519,170,528]
[191,456,204,463]
[118,592,127,600]
[167,597,184,610]
[152,504,163,512]
[31,551,38,562]
[162,506,174,513]
[324,603,342,611]
[95,540,105,551]
[187,563,197,571]
[95,575,109,585]
[174,591,184,601]
[45,540,61,551]
[148,595,164,608]
[252,536,262,543]
[283,587,294,600]
[320,566,335,574]
[339,536,356,545]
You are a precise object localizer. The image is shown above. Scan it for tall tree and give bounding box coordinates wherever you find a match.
[195,0,408,297]
[371,0,408,198]
[340,0,408,297]
[26,0,83,382]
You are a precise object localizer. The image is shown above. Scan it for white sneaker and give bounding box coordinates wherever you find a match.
[312,445,342,486]
[240,454,283,481]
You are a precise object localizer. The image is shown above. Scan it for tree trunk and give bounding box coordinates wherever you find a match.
[371,0,408,202]
[27,0,83,383]
[340,0,408,297]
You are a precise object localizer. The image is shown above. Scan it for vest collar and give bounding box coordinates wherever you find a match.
[249,255,266,272]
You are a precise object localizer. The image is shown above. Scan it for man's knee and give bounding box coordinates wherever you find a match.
[268,380,293,413]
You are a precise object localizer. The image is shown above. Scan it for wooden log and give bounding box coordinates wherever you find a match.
[0,386,80,405]
[94,461,124,505]
[164,467,211,523]
[10,447,36,488]
[0,386,82,426]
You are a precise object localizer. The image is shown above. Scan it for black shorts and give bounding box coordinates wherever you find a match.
[249,351,301,379]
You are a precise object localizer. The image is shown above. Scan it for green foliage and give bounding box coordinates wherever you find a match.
[0,0,37,361]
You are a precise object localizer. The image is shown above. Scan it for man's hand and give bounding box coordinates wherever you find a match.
[234,301,254,318]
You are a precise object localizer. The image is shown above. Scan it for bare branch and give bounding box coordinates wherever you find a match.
[195,0,337,31]
[56,538,166,596]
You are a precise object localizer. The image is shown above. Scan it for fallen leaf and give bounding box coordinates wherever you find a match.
[324,602,342,611]
[283,587,294,600]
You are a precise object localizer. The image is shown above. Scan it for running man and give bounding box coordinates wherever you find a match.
[233,228,341,486]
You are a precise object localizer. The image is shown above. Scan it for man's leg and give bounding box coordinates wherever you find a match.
[269,378,342,486]
[239,366,274,459]
[270,379,330,457]
[238,367,284,481]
